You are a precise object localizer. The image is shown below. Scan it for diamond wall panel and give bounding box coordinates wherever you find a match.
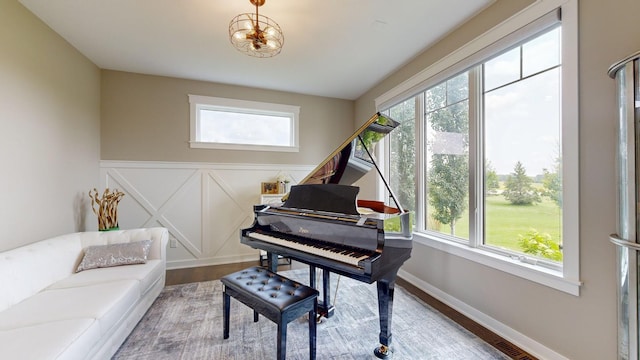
[101,161,314,268]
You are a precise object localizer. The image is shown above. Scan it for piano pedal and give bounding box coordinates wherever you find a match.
[374,344,392,359]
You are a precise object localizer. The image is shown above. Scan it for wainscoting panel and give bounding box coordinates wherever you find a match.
[100,161,314,269]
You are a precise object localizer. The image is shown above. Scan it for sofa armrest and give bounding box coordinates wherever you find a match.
[145,227,168,261]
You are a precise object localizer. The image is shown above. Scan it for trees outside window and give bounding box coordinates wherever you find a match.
[503,161,541,205]
[425,73,469,237]
[380,2,578,294]
[385,24,564,266]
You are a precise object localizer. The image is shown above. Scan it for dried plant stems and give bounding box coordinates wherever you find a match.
[89,188,124,230]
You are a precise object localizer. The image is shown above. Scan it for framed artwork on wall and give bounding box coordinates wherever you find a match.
[261,182,279,194]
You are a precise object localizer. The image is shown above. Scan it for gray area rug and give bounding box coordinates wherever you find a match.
[112,269,509,359]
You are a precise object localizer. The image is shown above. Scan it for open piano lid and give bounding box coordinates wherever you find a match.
[299,112,399,186]
[284,112,404,213]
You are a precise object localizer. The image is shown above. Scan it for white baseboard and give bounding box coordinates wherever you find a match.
[167,254,258,270]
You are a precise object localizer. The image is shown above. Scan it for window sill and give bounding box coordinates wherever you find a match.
[189,141,299,152]
[412,232,582,296]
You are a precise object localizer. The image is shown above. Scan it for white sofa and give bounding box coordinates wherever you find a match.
[0,227,168,360]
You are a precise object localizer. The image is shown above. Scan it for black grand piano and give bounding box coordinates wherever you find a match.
[241,112,413,358]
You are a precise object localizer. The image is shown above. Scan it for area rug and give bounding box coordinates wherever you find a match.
[112,269,509,359]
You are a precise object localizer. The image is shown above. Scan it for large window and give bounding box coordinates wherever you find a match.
[189,95,299,152]
[378,1,579,295]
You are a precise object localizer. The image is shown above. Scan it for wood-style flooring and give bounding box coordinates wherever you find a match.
[165,262,536,360]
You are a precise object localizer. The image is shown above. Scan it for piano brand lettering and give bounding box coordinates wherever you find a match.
[298,227,310,234]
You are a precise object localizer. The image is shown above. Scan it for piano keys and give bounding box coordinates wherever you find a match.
[246,231,374,268]
[240,112,413,359]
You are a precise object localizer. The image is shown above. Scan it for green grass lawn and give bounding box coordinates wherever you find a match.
[385,192,562,258]
[429,195,562,253]
[484,195,561,251]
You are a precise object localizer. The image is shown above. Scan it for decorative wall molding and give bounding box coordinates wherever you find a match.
[100,160,314,269]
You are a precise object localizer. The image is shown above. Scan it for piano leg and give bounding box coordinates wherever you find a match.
[266,251,278,273]
[374,269,399,359]
[309,265,316,288]
[308,266,335,319]
[319,269,335,318]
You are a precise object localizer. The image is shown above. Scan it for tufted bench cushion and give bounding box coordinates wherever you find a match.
[221,266,318,360]
[222,266,317,312]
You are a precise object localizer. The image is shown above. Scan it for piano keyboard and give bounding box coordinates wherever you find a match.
[246,231,371,267]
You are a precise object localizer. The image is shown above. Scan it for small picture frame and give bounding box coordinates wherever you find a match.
[261,182,279,194]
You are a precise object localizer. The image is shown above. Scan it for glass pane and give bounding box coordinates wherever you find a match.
[447,72,469,105]
[425,82,446,112]
[484,67,562,261]
[484,47,520,91]
[199,109,292,146]
[425,74,470,240]
[523,27,561,77]
[388,100,416,213]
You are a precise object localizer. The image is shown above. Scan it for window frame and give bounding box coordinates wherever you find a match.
[376,0,580,295]
[189,94,300,152]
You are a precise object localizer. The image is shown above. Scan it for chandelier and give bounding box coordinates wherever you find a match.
[229,0,284,58]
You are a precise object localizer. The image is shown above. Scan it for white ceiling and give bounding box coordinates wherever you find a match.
[19,0,492,100]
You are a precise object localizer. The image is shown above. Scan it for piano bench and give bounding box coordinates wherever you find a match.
[221,266,318,360]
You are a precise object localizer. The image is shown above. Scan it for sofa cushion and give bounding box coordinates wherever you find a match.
[0,319,100,360]
[76,240,152,272]
[79,227,167,261]
[50,259,164,297]
[0,235,82,313]
[0,280,139,336]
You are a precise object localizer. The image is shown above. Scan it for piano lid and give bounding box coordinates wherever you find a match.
[284,112,405,213]
[298,112,400,187]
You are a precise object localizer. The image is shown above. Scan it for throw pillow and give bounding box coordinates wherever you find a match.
[76,240,152,272]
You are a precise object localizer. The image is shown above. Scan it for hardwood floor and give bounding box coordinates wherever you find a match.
[165,261,264,285]
[165,262,536,360]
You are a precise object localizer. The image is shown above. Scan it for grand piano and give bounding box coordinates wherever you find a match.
[240,112,413,358]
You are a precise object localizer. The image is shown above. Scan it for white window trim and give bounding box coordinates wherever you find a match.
[375,0,580,296]
[189,94,300,152]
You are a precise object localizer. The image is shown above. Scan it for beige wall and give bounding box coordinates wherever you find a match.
[4,0,636,357]
[100,70,354,166]
[355,0,639,359]
[0,0,101,252]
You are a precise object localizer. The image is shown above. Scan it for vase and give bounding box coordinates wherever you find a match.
[99,226,120,232]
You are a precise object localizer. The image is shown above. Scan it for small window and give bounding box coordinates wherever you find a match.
[189,95,299,152]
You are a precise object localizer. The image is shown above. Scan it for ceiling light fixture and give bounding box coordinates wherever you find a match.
[229,0,284,58]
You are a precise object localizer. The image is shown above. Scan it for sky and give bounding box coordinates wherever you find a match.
[199,110,292,146]
[484,68,560,175]
[483,27,561,176]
